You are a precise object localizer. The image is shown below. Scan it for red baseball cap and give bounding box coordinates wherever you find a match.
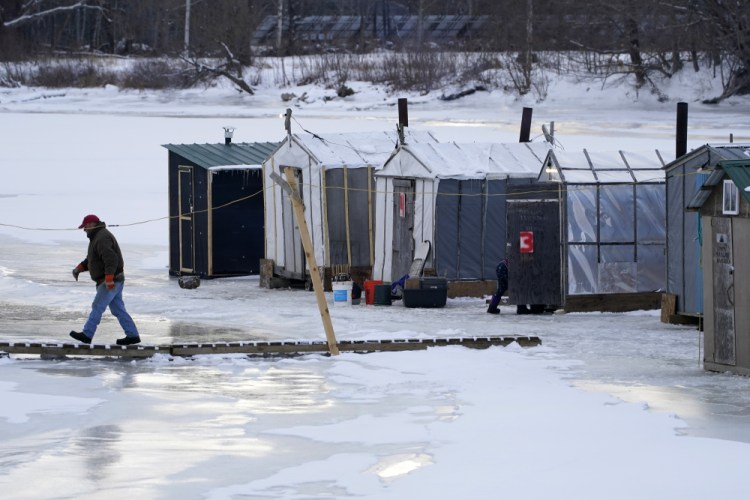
[78,214,100,229]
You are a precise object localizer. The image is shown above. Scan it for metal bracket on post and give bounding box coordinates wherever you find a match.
[270,169,339,355]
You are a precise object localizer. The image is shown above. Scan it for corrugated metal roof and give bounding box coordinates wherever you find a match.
[162,142,278,168]
[686,159,750,210]
[722,160,750,204]
[664,143,750,171]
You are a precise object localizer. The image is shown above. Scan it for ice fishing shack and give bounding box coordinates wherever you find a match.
[372,141,551,294]
[663,143,750,323]
[683,159,750,375]
[526,148,668,311]
[163,137,277,278]
[261,126,438,287]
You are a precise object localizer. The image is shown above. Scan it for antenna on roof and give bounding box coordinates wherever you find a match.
[542,122,555,146]
[284,108,292,136]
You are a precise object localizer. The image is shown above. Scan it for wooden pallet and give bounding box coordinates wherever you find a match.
[0,336,541,358]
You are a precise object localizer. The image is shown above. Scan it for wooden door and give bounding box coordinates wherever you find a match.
[178,166,194,273]
[281,168,305,279]
[712,217,736,366]
[506,200,562,306]
[391,179,415,281]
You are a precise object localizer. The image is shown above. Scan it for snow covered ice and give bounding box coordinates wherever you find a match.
[2,76,750,499]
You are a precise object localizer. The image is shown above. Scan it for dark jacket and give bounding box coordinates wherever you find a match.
[80,222,125,285]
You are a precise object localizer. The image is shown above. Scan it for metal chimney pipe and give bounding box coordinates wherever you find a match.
[519,107,533,143]
[398,98,408,127]
[676,102,688,158]
[223,126,235,145]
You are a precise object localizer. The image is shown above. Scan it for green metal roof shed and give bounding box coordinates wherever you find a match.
[687,159,750,210]
[162,142,277,168]
[685,159,750,375]
[162,142,278,278]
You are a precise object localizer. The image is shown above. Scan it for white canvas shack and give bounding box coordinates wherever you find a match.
[530,149,667,310]
[262,130,438,282]
[372,141,551,282]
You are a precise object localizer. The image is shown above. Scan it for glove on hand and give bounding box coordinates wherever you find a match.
[105,274,115,290]
[72,264,85,281]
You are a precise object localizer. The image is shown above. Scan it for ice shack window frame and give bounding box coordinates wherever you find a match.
[722,179,739,215]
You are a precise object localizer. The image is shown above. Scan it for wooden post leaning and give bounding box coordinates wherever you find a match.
[271,168,340,355]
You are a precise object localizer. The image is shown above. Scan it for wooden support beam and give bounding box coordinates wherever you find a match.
[343,165,352,267]
[368,166,374,266]
[272,168,340,355]
[321,166,331,267]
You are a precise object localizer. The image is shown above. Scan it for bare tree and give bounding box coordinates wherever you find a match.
[693,0,750,101]
[1,0,105,29]
[183,0,191,55]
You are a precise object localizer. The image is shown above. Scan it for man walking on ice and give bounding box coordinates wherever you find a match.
[69,214,141,345]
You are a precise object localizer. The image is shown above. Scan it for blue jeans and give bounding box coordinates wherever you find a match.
[83,282,139,339]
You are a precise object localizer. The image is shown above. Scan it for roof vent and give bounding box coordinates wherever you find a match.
[223,126,235,145]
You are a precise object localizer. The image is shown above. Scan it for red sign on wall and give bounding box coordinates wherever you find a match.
[399,193,406,218]
[520,231,534,253]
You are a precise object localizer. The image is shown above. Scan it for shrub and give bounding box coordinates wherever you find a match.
[31,59,116,87]
[118,59,195,89]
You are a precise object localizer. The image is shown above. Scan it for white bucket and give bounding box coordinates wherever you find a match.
[332,281,352,306]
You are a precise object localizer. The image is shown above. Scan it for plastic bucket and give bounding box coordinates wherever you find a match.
[364,280,383,305]
[332,280,352,306]
[373,283,392,306]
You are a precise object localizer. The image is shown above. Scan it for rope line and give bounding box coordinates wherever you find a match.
[0,168,707,232]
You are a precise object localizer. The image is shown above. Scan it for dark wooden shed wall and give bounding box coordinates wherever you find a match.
[167,152,264,278]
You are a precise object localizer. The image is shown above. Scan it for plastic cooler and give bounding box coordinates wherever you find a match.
[403,277,448,308]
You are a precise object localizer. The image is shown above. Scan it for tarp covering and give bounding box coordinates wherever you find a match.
[325,167,373,267]
[544,149,667,295]
[374,141,550,280]
[379,142,550,179]
[263,130,438,278]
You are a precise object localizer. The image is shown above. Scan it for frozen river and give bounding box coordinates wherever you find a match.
[2,83,750,498]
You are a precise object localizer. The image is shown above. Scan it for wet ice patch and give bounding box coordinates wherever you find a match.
[0,381,104,424]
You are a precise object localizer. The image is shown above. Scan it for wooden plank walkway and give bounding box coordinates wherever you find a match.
[0,336,541,358]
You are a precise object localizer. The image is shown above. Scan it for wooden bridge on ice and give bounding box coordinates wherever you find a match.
[0,336,541,359]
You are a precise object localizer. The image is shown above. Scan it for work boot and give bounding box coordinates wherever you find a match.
[487,307,500,314]
[69,331,92,344]
[116,336,141,346]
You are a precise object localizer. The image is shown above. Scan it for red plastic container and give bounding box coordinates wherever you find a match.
[364,280,383,305]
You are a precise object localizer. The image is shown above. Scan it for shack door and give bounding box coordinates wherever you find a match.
[391,179,415,281]
[281,168,305,280]
[712,217,736,366]
[178,166,195,273]
[506,200,562,306]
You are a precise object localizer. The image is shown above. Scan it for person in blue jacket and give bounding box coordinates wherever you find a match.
[487,258,509,314]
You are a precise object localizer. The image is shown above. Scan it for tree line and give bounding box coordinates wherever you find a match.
[1,0,748,100]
